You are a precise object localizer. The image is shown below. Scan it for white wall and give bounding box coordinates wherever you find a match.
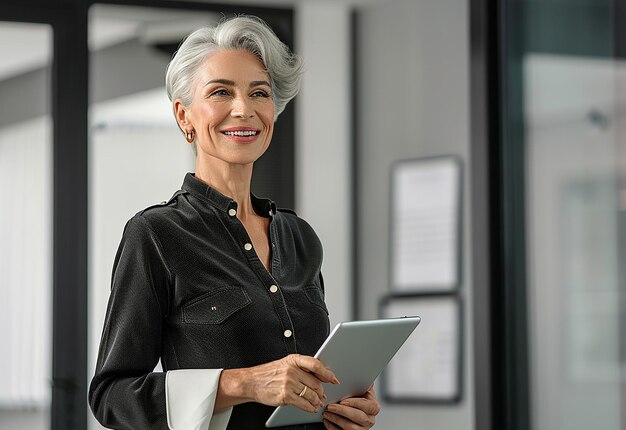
[356,1,473,429]
[296,2,352,326]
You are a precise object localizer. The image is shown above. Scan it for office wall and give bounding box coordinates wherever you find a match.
[296,2,352,327]
[356,1,473,429]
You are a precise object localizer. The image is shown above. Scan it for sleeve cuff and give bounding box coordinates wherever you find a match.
[166,369,233,430]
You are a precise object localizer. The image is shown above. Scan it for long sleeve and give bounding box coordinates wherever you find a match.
[166,369,232,430]
[89,215,173,429]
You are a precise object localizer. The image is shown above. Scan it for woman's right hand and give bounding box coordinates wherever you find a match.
[216,354,340,413]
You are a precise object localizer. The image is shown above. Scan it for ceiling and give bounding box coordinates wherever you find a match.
[0,4,219,82]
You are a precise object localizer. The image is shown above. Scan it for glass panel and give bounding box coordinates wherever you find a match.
[87,6,207,428]
[508,0,625,429]
[526,54,622,429]
[0,21,53,430]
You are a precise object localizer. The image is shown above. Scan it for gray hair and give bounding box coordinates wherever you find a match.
[165,15,303,120]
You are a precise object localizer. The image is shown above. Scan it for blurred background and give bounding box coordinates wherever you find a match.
[0,0,624,429]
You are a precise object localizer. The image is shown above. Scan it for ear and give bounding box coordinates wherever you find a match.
[174,99,192,132]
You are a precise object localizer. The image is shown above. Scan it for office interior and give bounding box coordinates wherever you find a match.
[1,0,625,429]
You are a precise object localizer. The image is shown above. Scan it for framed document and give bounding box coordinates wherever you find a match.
[380,294,462,403]
[390,156,462,292]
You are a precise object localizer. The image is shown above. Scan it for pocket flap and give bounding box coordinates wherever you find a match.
[183,286,251,324]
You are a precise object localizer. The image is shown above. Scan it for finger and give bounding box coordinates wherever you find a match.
[297,372,327,406]
[291,389,322,414]
[339,396,381,416]
[295,355,339,384]
[323,418,342,430]
[290,354,340,384]
[364,385,378,401]
[297,383,324,409]
[327,403,376,428]
[326,403,371,427]
[323,409,363,430]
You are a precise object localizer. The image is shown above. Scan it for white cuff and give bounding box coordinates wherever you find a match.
[166,369,233,430]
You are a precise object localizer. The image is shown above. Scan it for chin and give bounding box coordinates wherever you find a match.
[227,146,269,165]
[218,151,267,166]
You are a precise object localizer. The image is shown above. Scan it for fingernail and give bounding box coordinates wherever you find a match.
[323,420,330,429]
[333,377,340,384]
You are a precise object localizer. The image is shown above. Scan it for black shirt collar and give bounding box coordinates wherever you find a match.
[182,172,276,217]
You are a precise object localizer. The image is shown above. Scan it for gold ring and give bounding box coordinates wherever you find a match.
[299,386,308,397]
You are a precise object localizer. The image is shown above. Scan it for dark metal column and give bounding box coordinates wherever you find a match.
[470,0,500,428]
[51,5,89,430]
[472,0,531,428]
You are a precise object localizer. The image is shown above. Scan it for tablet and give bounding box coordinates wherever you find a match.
[265,316,421,428]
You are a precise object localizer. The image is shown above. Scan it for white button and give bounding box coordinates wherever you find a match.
[269,285,278,293]
[284,329,292,338]
[244,243,253,251]
[228,208,237,217]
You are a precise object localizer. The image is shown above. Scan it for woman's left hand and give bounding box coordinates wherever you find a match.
[322,385,380,429]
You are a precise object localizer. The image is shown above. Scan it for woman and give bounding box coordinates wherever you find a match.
[89,16,380,430]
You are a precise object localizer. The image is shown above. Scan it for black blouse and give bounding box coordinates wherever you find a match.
[89,173,330,430]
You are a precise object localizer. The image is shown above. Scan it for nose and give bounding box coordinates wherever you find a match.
[231,95,254,118]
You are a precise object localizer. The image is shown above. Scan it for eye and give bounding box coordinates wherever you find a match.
[209,89,230,97]
[251,89,271,98]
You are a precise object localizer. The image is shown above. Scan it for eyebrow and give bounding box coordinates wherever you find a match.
[250,80,271,88]
[205,79,271,88]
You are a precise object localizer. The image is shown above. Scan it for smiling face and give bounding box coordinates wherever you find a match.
[175,49,275,167]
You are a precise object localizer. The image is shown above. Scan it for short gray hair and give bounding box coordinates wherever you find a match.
[165,15,303,120]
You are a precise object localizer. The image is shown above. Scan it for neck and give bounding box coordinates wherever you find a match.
[195,155,255,216]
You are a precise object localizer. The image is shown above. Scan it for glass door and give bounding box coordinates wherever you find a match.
[502,0,626,428]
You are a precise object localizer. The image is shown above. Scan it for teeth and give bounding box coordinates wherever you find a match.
[224,130,258,136]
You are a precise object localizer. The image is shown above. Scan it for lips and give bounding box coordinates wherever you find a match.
[221,127,260,136]
[221,127,261,142]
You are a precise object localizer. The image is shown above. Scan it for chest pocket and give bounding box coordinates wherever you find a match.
[304,285,329,315]
[183,286,251,324]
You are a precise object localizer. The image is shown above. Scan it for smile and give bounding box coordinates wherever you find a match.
[223,130,260,136]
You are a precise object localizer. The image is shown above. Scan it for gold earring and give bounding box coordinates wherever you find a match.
[185,130,195,143]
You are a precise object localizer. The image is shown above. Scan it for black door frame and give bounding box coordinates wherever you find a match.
[470,0,530,428]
